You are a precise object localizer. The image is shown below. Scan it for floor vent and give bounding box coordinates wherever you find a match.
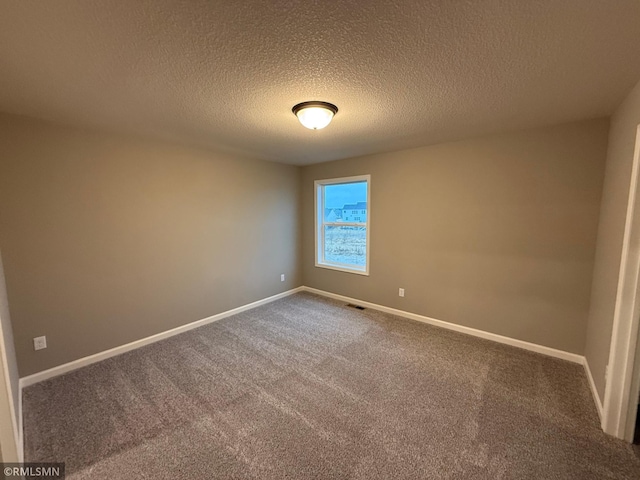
[346,303,365,310]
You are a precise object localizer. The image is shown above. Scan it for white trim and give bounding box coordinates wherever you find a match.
[313,175,371,186]
[16,284,605,447]
[602,125,640,441]
[584,357,604,421]
[0,313,20,461]
[302,287,583,364]
[313,262,368,276]
[302,287,609,422]
[19,287,303,388]
[314,174,370,276]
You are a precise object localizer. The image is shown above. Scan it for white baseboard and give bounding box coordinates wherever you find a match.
[302,286,584,364]
[17,286,303,458]
[18,285,604,454]
[19,287,303,389]
[302,287,611,422]
[583,357,604,421]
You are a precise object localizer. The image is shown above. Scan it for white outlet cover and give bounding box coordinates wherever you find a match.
[399,288,405,297]
[33,335,47,351]
[281,274,285,281]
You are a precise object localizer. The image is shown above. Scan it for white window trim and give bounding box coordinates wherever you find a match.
[314,174,371,276]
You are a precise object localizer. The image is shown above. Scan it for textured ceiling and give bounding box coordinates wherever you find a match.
[1,1,640,165]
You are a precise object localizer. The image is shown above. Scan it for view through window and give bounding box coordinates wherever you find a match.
[315,175,370,274]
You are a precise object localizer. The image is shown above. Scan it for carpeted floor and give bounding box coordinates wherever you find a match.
[23,292,640,479]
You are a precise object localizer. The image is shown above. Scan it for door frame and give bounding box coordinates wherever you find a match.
[0,302,19,460]
[603,124,640,441]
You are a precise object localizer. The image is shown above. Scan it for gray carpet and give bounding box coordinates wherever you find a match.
[23,292,640,479]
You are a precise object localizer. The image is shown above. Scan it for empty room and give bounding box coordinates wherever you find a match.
[2,1,640,479]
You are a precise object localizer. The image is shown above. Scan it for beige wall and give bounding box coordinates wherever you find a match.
[302,119,609,354]
[585,80,640,403]
[0,113,301,376]
[0,111,615,380]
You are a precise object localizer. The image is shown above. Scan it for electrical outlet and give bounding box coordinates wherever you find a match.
[33,336,47,351]
[399,288,405,297]
[280,274,285,282]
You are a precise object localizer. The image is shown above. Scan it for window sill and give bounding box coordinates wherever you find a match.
[314,262,369,276]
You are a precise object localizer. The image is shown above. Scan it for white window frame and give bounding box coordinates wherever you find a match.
[314,174,370,275]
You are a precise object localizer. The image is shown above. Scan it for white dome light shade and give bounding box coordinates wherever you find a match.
[292,101,338,130]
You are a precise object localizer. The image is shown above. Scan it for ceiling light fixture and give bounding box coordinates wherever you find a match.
[292,101,338,130]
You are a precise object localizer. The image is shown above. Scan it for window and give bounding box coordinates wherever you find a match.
[315,175,370,275]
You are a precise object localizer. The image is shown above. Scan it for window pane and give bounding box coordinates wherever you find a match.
[323,225,366,267]
[316,175,369,274]
[324,181,367,222]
